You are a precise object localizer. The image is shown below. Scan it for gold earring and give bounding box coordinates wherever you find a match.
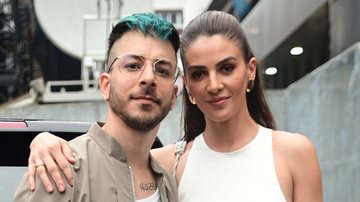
[188,93,196,105]
[246,77,255,93]
[185,86,196,105]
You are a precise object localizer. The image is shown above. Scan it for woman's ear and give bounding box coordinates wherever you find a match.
[170,85,178,110]
[100,73,111,101]
[247,57,257,79]
[182,74,190,91]
[182,74,187,86]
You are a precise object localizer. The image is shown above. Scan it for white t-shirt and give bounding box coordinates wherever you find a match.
[136,188,160,202]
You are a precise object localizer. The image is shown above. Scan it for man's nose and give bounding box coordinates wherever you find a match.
[139,62,156,87]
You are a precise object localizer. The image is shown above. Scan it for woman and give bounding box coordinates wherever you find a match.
[27,11,323,201]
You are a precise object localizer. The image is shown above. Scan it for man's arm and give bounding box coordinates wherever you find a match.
[28,132,164,193]
[28,132,74,192]
[13,171,72,201]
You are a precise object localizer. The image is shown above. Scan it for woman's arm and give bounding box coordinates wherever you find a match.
[28,132,74,192]
[285,133,323,202]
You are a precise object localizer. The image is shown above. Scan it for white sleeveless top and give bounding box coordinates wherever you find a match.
[178,126,286,202]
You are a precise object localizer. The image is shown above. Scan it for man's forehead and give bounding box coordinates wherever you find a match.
[110,32,176,60]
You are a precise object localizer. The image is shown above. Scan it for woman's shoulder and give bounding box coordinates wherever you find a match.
[272,130,320,171]
[151,144,177,173]
[151,140,194,174]
[271,130,322,200]
[272,130,316,153]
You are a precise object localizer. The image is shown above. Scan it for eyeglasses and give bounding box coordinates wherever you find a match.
[107,53,180,83]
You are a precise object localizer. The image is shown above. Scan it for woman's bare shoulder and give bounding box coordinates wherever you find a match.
[272,130,321,177]
[151,140,194,175]
[272,130,322,200]
[272,130,316,155]
[151,144,176,172]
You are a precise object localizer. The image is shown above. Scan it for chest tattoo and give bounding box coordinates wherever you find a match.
[140,182,157,191]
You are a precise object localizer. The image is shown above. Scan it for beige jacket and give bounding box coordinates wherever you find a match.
[13,123,178,202]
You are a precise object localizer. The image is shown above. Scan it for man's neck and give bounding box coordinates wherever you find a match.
[101,117,159,167]
[101,119,160,200]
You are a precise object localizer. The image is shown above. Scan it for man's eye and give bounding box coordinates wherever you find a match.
[155,67,171,77]
[155,61,173,77]
[124,63,142,70]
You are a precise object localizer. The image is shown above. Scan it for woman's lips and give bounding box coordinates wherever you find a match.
[207,96,229,106]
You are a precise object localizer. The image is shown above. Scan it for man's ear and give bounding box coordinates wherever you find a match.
[100,73,111,101]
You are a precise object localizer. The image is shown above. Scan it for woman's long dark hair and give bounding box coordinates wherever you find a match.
[180,11,276,142]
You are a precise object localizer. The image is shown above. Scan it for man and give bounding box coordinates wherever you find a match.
[13,13,179,202]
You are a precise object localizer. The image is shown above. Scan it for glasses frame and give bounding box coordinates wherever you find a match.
[107,53,180,83]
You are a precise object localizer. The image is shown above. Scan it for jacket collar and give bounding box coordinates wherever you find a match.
[88,122,164,176]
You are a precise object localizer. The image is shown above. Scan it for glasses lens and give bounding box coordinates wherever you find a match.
[114,54,179,83]
[154,60,176,79]
[119,54,144,75]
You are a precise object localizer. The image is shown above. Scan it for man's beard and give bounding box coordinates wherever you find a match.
[108,85,172,132]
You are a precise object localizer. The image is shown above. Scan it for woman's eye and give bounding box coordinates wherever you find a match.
[190,71,204,80]
[221,64,235,73]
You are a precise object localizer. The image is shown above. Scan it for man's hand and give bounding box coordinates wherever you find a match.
[28,132,75,193]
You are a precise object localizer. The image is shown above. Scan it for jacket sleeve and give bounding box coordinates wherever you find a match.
[13,173,72,202]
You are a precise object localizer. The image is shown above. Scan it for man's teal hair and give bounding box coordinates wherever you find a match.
[106,13,180,68]
[122,13,175,40]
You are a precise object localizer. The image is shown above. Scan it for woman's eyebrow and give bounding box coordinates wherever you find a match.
[187,65,206,71]
[187,56,237,70]
[215,56,237,67]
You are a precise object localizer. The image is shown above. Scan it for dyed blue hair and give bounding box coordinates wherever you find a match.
[122,13,176,41]
[106,13,180,66]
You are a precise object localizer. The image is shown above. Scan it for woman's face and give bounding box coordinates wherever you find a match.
[183,34,256,122]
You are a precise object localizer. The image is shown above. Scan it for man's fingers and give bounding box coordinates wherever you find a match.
[35,164,54,193]
[61,140,75,163]
[28,132,75,192]
[42,154,66,192]
[28,159,36,191]
[52,149,73,186]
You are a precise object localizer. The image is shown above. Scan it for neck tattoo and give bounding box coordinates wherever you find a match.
[140,182,157,191]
